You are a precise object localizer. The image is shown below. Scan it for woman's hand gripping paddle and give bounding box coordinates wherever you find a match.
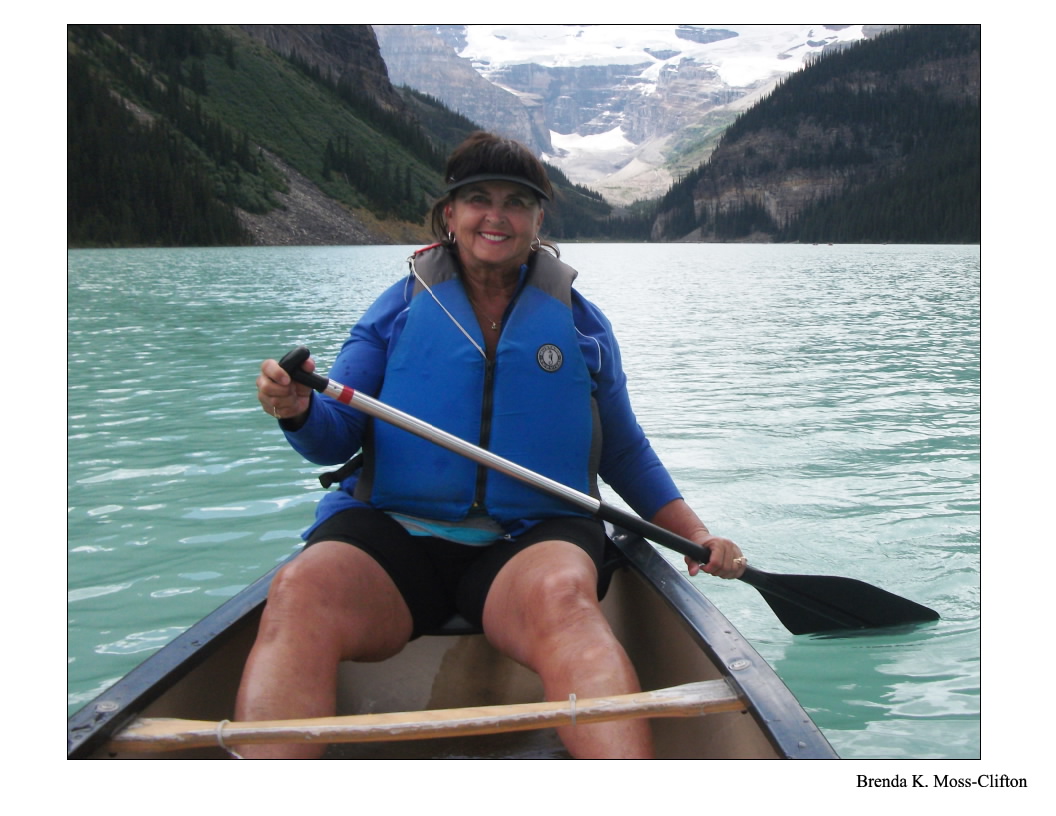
[278,346,940,635]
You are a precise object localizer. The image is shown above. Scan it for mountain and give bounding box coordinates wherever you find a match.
[376,25,897,204]
[68,24,436,247]
[67,24,978,248]
[67,24,621,248]
[654,24,980,243]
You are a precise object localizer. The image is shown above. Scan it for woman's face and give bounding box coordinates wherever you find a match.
[445,180,544,276]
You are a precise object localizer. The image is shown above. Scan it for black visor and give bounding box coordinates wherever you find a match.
[444,173,550,201]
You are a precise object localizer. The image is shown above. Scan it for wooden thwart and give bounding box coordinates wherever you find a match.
[108,679,746,753]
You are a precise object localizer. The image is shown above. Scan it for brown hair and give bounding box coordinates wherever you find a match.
[429,131,558,256]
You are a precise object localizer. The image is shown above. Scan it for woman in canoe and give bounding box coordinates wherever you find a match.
[243,131,747,759]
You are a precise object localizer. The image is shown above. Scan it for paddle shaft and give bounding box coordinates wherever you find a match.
[278,347,715,567]
[277,346,939,633]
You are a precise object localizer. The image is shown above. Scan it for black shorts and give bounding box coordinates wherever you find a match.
[304,507,609,639]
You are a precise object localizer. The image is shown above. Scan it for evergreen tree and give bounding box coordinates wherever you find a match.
[655,24,979,243]
[68,51,249,247]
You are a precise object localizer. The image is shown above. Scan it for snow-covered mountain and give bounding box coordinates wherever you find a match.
[376,25,893,204]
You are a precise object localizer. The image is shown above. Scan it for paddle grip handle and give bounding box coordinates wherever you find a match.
[279,345,329,392]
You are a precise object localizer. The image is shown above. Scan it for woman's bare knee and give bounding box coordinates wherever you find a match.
[261,541,412,661]
[482,541,603,661]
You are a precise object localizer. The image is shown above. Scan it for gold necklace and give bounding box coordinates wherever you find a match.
[469,297,503,331]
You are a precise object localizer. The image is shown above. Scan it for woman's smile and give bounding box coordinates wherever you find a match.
[445,180,544,276]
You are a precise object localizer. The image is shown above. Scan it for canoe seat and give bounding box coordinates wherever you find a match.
[423,613,482,637]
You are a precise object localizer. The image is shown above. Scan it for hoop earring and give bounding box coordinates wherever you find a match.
[446,231,457,245]
[530,236,541,251]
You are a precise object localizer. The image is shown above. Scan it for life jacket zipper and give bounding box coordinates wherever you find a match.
[473,357,496,509]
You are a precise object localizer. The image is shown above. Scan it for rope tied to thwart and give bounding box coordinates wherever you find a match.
[216,719,244,759]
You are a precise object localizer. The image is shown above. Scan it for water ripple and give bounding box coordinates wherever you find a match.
[68,244,979,759]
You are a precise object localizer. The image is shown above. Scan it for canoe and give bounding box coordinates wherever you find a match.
[67,524,838,759]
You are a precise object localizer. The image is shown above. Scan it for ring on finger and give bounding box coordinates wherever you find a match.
[733,556,747,566]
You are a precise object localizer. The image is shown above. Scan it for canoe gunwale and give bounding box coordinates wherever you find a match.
[67,566,278,759]
[606,528,837,758]
[68,527,837,759]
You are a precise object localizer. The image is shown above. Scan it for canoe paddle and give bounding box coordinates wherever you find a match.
[277,346,939,635]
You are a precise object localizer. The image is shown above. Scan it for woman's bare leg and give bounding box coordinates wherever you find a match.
[234,541,413,758]
[481,540,654,759]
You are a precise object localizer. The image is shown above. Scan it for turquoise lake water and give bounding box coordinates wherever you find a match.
[67,242,980,758]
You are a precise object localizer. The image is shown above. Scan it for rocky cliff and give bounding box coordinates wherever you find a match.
[375,25,894,204]
[239,24,404,112]
[374,25,551,152]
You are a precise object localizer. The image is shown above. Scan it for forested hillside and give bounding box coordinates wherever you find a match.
[654,25,980,243]
[67,24,625,248]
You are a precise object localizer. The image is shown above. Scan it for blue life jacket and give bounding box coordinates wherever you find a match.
[358,245,600,527]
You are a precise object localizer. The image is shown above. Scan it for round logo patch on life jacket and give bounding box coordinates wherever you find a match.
[537,344,564,372]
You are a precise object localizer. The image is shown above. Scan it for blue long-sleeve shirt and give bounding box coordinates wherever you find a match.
[284,272,681,538]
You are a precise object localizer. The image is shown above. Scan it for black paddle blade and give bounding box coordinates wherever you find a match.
[739,567,940,636]
[597,503,938,636]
